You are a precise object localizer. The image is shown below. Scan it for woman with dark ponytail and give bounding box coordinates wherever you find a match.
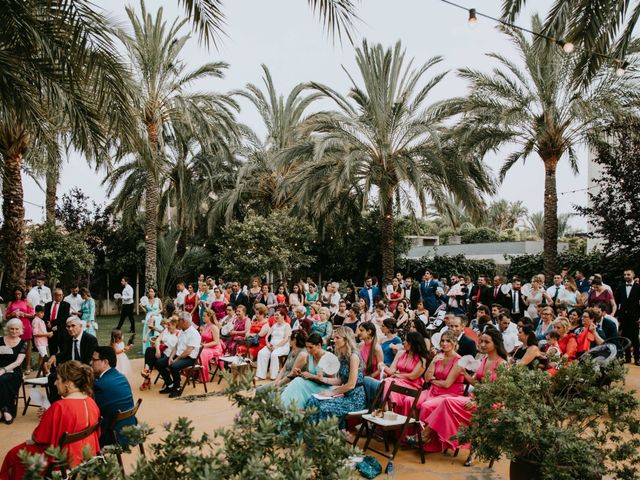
[1,361,100,479]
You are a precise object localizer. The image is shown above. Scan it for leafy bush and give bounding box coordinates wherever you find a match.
[398,254,497,280]
[460,226,500,244]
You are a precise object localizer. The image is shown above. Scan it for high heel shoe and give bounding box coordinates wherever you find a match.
[139,379,151,391]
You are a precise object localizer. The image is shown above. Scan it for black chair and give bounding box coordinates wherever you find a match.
[110,399,145,474]
[45,417,102,479]
[21,356,49,415]
[178,346,207,396]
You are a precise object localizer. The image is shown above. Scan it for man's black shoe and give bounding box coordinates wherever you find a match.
[634,360,640,367]
[159,385,174,394]
[169,388,182,398]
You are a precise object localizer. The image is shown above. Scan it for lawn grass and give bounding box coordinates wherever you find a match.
[95,314,144,359]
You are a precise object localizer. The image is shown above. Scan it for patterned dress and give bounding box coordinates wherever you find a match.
[306,352,366,429]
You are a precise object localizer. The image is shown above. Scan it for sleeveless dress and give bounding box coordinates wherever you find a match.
[115,341,132,377]
[5,300,34,341]
[280,355,332,408]
[388,290,402,313]
[184,293,198,326]
[246,320,267,359]
[382,352,426,416]
[417,354,464,424]
[211,295,227,321]
[199,323,225,381]
[305,292,319,315]
[142,298,162,352]
[422,355,505,452]
[306,353,366,429]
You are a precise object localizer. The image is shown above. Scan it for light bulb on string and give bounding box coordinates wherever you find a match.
[616,61,629,77]
[556,39,574,54]
[468,8,478,28]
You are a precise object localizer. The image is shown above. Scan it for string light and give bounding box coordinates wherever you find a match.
[556,39,575,54]
[558,185,598,196]
[616,61,629,77]
[467,8,477,27]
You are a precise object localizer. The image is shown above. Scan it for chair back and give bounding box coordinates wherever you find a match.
[49,417,102,478]
[383,382,421,417]
[110,398,142,445]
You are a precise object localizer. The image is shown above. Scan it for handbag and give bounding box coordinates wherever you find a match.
[356,456,382,478]
[246,334,260,347]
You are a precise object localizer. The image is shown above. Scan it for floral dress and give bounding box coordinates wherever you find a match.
[305,352,366,429]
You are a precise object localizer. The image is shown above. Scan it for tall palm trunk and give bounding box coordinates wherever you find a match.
[542,155,559,278]
[381,190,395,285]
[45,162,59,223]
[144,123,160,291]
[0,129,30,289]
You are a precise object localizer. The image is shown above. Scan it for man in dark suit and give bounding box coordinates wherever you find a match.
[92,346,136,447]
[614,269,640,365]
[45,316,98,402]
[44,288,71,356]
[449,316,477,357]
[420,270,440,316]
[507,278,527,323]
[358,277,381,312]
[468,275,492,317]
[403,276,421,310]
[229,281,249,310]
[490,275,511,309]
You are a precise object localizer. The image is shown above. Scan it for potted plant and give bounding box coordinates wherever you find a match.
[457,358,640,480]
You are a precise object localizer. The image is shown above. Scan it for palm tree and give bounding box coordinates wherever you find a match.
[0,0,134,289]
[450,15,640,276]
[502,0,640,86]
[530,211,573,239]
[209,65,323,224]
[110,0,238,290]
[485,200,529,232]
[280,40,495,283]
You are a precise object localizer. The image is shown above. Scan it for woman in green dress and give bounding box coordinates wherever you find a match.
[280,332,338,408]
[304,284,319,316]
[310,307,333,347]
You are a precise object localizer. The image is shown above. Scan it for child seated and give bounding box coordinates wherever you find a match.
[544,330,563,357]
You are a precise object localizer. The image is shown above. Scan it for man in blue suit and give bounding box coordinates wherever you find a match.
[91,346,136,447]
[358,276,381,312]
[420,270,440,316]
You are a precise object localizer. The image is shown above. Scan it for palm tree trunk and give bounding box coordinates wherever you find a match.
[45,162,59,223]
[1,140,29,289]
[542,155,559,278]
[381,192,395,285]
[144,123,160,291]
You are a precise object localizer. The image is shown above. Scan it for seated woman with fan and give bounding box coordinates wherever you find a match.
[280,333,340,408]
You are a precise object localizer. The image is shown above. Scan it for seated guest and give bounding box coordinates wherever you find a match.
[310,307,333,346]
[498,312,519,354]
[420,327,508,463]
[291,305,312,334]
[0,319,27,424]
[592,303,618,340]
[280,333,337,407]
[342,303,361,333]
[199,309,225,382]
[511,325,541,368]
[371,302,390,335]
[306,327,366,429]
[380,331,429,416]
[257,331,309,392]
[245,304,270,359]
[156,313,201,398]
[46,316,98,403]
[256,310,292,381]
[449,316,477,358]
[394,300,412,340]
[140,318,179,390]
[226,305,251,354]
[544,330,562,357]
[575,308,606,357]
[0,361,100,479]
[332,300,348,326]
[356,322,384,379]
[379,319,402,366]
[91,346,136,447]
[553,317,577,362]
[417,331,465,431]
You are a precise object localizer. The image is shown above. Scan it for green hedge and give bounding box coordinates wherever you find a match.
[398,254,497,280]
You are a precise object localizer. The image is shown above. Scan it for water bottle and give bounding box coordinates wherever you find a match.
[386,460,395,477]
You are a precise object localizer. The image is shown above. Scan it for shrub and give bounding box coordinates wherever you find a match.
[460,226,500,244]
[398,254,497,280]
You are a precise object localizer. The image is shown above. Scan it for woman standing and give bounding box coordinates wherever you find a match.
[289,284,304,310]
[385,278,404,313]
[0,319,27,423]
[199,309,225,382]
[3,287,34,373]
[304,284,319,315]
[356,321,384,378]
[0,361,100,479]
[523,275,551,319]
[588,278,616,315]
[196,283,212,326]
[380,331,429,416]
[248,278,262,315]
[256,284,278,317]
[558,277,582,312]
[275,284,288,308]
[310,307,333,347]
[79,288,97,336]
[210,287,227,321]
[256,310,292,380]
[184,284,198,326]
[305,327,366,429]
[140,288,163,352]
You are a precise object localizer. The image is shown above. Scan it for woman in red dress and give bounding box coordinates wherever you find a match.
[244,304,270,359]
[0,361,100,479]
[184,284,198,326]
[385,278,405,314]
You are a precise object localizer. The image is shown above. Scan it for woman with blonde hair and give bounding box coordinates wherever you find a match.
[305,327,366,428]
[310,306,333,346]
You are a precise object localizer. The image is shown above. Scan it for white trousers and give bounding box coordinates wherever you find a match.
[256,344,290,379]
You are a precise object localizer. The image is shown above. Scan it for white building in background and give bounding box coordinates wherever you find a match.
[586,148,605,251]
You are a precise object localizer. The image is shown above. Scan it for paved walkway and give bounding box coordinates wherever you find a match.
[5,359,640,479]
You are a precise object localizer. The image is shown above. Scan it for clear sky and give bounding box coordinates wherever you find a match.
[21,0,588,228]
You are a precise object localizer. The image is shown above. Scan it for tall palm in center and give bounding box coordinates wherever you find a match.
[111,0,238,290]
[282,41,495,283]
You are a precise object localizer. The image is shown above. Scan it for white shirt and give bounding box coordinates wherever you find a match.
[546,284,565,300]
[29,285,52,306]
[27,289,42,307]
[64,293,83,314]
[121,284,134,304]
[329,292,341,314]
[175,325,201,359]
[175,289,187,307]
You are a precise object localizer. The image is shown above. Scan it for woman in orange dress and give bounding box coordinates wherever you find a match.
[0,361,100,480]
[241,303,269,359]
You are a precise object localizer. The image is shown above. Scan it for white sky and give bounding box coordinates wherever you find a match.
[21,0,588,228]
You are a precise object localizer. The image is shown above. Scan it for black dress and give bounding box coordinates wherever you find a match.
[0,337,26,416]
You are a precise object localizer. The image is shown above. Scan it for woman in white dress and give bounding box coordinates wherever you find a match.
[140,287,163,352]
[255,310,292,380]
[523,275,552,319]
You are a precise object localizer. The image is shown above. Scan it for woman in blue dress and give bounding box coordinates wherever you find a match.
[140,287,163,352]
[79,288,97,336]
[305,284,319,315]
[306,326,366,429]
[280,333,336,407]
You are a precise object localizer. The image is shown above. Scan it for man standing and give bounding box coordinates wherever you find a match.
[546,275,566,306]
[229,281,249,310]
[358,277,380,312]
[44,288,71,356]
[508,278,527,323]
[28,276,52,307]
[490,276,511,309]
[575,270,590,294]
[116,277,135,333]
[614,269,640,365]
[174,281,187,310]
[468,275,491,316]
[91,346,136,447]
[329,282,341,315]
[404,276,421,310]
[157,313,201,398]
[64,285,83,315]
[420,270,440,316]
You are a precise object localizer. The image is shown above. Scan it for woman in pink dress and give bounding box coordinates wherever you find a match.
[199,309,225,382]
[184,284,198,326]
[357,321,384,378]
[385,278,404,313]
[4,287,35,373]
[417,331,464,423]
[226,305,251,354]
[210,287,228,321]
[380,331,429,416]
[420,327,508,464]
